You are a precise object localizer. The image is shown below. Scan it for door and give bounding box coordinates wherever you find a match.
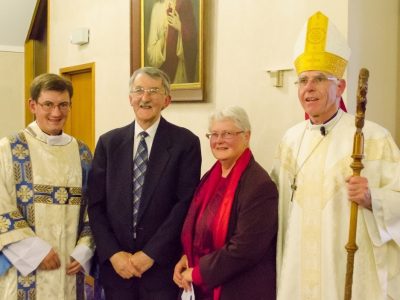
[60,63,95,152]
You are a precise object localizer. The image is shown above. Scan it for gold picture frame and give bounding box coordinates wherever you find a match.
[131,0,204,101]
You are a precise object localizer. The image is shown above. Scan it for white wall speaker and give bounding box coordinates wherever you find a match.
[70,28,89,45]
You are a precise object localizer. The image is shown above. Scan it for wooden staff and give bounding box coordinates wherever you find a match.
[344,68,369,300]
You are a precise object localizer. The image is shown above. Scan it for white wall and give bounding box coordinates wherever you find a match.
[47,0,399,174]
[0,51,24,137]
[398,2,400,144]
[347,0,399,141]
[49,0,132,136]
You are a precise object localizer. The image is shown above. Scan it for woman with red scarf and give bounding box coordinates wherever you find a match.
[173,106,278,299]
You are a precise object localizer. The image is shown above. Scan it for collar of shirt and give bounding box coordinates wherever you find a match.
[307,109,343,133]
[25,121,72,146]
[133,118,161,157]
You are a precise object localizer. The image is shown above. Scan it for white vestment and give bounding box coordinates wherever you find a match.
[271,110,400,300]
[0,122,94,300]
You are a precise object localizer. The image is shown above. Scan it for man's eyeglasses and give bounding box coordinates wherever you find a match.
[295,75,338,87]
[130,87,163,96]
[37,101,71,112]
[205,131,244,140]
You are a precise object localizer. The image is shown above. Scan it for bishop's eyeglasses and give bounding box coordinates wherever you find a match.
[295,75,338,87]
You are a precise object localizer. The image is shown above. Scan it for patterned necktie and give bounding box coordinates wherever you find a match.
[133,131,149,239]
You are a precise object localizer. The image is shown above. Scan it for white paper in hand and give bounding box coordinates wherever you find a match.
[181,284,195,300]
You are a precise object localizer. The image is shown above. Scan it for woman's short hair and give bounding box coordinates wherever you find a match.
[129,67,171,96]
[208,106,251,132]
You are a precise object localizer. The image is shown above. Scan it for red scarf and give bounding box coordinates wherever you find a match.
[182,148,252,300]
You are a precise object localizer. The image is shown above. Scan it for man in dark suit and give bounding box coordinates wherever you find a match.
[88,67,201,299]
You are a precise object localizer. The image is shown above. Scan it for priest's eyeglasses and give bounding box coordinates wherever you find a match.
[206,131,244,140]
[37,101,71,112]
[295,75,338,87]
[130,87,163,97]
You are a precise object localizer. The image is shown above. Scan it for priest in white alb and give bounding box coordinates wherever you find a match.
[0,73,94,299]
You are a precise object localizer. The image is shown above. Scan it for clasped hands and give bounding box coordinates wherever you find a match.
[173,255,193,291]
[38,248,83,275]
[110,251,154,279]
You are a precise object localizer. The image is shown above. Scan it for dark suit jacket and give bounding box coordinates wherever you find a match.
[198,158,278,300]
[88,117,201,291]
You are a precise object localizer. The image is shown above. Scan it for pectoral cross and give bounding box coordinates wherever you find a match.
[290,176,297,202]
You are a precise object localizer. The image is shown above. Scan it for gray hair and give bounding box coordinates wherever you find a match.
[129,67,171,95]
[208,106,251,132]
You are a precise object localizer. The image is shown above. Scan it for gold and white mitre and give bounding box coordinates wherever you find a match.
[293,11,351,78]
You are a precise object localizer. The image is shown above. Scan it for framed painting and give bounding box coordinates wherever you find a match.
[131,0,204,101]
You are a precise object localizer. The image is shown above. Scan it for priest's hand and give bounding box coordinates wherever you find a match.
[66,258,83,275]
[346,176,372,210]
[129,251,154,277]
[38,248,61,270]
[109,251,137,279]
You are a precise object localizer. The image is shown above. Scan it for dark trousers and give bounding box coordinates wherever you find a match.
[104,284,179,300]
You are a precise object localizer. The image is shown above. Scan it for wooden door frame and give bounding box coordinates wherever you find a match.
[60,62,96,149]
[24,0,49,126]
